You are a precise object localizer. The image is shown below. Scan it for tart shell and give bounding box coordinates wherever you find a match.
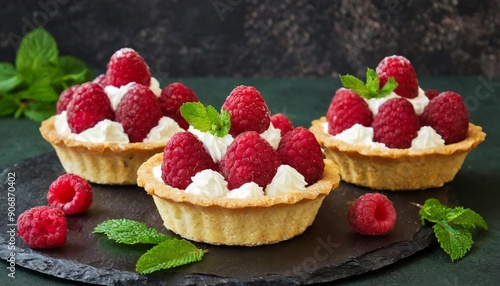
[40,116,167,185]
[310,117,486,191]
[137,153,341,246]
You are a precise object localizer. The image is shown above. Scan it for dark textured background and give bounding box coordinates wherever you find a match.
[1,0,499,77]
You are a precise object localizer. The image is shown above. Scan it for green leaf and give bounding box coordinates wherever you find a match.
[419,198,449,225]
[378,77,398,98]
[55,56,93,88]
[434,222,473,262]
[365,68,379,94]
[180,102,231,137]
[0,63,23,92]
[0,96,20,117]
[23,101,56,121]
[93,219,171,245]
[15,27,59,84]
[447,208,488,230]
[136,239,205,274]
[339,74,370,97]
[339,68,398,99]
[13,84,59,102]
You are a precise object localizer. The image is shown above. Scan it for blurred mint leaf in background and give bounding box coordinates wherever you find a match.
[0,27,92,121]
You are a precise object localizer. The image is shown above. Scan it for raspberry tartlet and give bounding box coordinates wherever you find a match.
[310,55,486,191]
[137,86,341,246]
[40,48,197,184]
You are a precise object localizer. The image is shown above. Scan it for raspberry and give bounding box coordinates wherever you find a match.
[17,206,67,249]
[277,127,325,185]
[47,174,93,214]
[92,73,107,88]
[115,83,163,142]
[326,88,373,135]
[56,85,80,114]
[270,113,294,136]
[347,193,397,235]
[419,91,469,144]
[66,82,114,134]
[222,85,271,137]
[424,89,440,100]
[372,98,420,149]
[159,82,199,129]
[162,132,217,189]
[220,131,281,189]
[105,48,151,87]
[376,55,419,99]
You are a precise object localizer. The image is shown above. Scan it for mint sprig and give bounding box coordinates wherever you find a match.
[94,219,206,274]
[180,102,231,137]
[339,67,398,99]
[0,27,92,121]
[418,198,488,261]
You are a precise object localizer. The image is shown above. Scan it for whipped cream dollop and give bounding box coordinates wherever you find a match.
[185,169,229,198]
[411,126,445,149]
[265,165,307,196]
[55,112,180,144]
[259,124,282,150]
[104,77,162,111]
[365,87,429,116]
[188,126,234,163]
[227,182,265,199]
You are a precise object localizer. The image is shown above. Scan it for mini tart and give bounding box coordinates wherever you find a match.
[310,117,486,191]
[40,116,167,185]
[137,153,340,246]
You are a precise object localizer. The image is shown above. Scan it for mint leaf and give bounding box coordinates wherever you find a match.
[180,102,231,137]
[434,222,473,262]
[23,101,56,121]
[15,27,59,84]
[56,56,93,88]
[418,198,488,261]
[0,96,19,116]
[0,63,23,92]
[136,239,205,274]
[339,67,398,99]
[14,84,58,102]
[94,219,171,244]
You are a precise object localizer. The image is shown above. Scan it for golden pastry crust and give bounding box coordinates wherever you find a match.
[40,116,167,185]
[310,117,486,190]
[137,153,341,246]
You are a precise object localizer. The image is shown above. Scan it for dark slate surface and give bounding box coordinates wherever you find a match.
[1,0,499,77]
[0,152,456,285]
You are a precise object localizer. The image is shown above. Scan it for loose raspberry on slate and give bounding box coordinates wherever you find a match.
[105,48,151,88]
[47,174,93,214]
[220,131,281,189]
[17,206,67,249]
[115,83,163,142]
[92,74,107,88]
[66,82,114,134]
[278,127,325,185]
[376,55,419,99]
[222,85,271,137]
[56,85,80,114]
[424,89,440,100]
[159,82,199,129]
[326,88,373,135]
[372,97,420,149]
[162,132,217,189]
[347,193,397,235]
[420,91,469,144]
[270,113,294,136]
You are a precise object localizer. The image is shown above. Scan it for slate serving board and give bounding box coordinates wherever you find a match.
[0,152,455,285]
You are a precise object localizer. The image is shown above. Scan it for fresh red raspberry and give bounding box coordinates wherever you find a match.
[220,131,281,189]
[159,82,199,129]
[92,73,107,88]
[419,91,469,144]
[105,48,151,88]
[372,97,420,149]
[47,174,93,214]
[56,85,80,114]
[326,88,373,135]
[66,82,114,134]
[277,127,325,185]
[347,193,397,235]
[270,113,294,136]
[376,55,419,99]
[115,83,163,142]
[222,85,271,137]
[424,89,440,100]
[161,132,217,189]
[17,206,67,249]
